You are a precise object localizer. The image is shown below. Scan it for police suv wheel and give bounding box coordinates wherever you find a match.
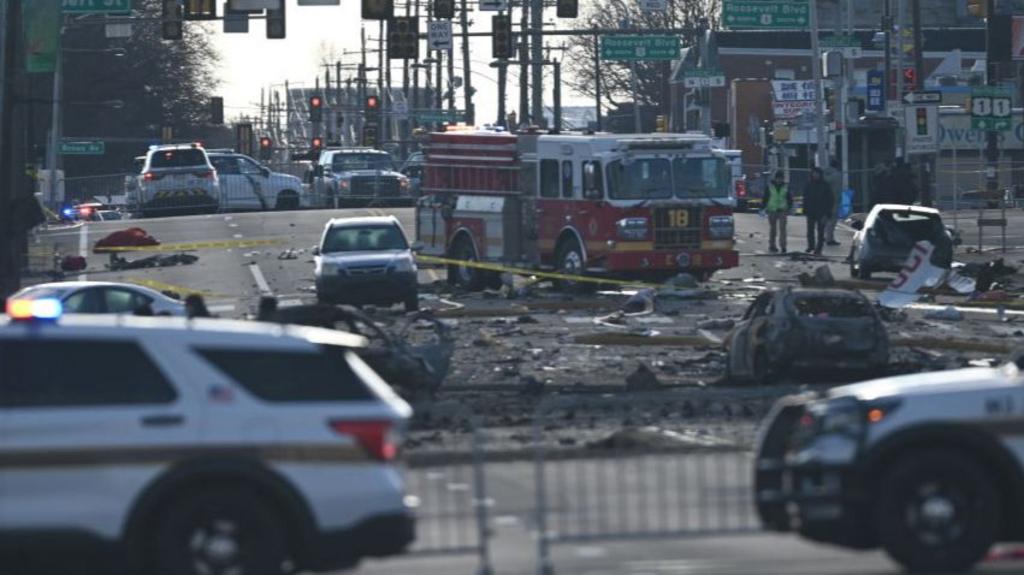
[154,487,291,575]
[877,450,998,574]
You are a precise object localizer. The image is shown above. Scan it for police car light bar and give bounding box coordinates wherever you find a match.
[6,298,63,321]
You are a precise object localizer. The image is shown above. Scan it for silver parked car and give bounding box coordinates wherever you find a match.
[314,216,420,312]
[10,281,185,316]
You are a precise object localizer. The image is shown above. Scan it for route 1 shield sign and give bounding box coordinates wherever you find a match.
[428,20,452,53]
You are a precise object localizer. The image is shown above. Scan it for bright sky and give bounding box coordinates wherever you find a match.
[212,1,553,130]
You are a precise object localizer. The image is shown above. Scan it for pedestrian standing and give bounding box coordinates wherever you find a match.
[802,167,834,255]
[824,158,843,246]
[764,171,793,253]
[184,294,212,318]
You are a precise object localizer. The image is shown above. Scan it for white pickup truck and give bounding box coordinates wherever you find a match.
[756,357,1024,573]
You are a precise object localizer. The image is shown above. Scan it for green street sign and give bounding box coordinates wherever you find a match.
[417,110,466,123]
[62,0,131,14]
[722,0,809,29]
[820,34,859,48]
[600,35,680,61]
[970,87,1012,132]
[60,141,106,155]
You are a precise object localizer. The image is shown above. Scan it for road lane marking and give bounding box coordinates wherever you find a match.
[94,238,284,252]
[208,304,236,314]
[278,299,303,308]
[233,234,244,239]
[77,224,88,281]
[249,263,273,296]
[125,278,215,297]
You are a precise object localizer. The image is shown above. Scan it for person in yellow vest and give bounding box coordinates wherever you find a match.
[765,170,793,253]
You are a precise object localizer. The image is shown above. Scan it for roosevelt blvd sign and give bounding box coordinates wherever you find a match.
[60,141,106,155]
[600,36,680,61]
[722,0,808,29]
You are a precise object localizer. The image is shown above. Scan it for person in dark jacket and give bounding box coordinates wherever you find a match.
[802,167,834,255]
[889,158,918,205]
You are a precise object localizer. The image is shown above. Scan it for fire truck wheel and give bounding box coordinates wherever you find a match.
[555,239,594,293]
[447,236,486,291]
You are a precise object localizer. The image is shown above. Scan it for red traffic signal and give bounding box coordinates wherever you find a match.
[311,137,324,149]
[310,96,322,109]
[365,95,380,111]
[903,68,917,90]
[259,137,272,149]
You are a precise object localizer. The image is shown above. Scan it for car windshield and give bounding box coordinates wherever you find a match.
[793,295,872,318]
[150,149,207,168]
[331,153,393,171]
[12,286,66,300]
[322,224,408,253]
[673,157,730,198]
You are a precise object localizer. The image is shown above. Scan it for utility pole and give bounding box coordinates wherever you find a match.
[985,0,999,203]
[460,0,474,124]
[896,0,905,142]
[808,0,828,169]
[0,0,26,297]
[530,0,544,126]
[593,31,602,131]
[413,0,421,128]
[883,0,892,114]
[436,47,443,110]
[47,20,65,209]
[378,20,387,144]
[497,61,507,126]
[447,34,455,112]
[519,0,529,126]
[552,59,562,132]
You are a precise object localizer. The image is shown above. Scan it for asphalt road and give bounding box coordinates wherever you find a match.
[27,206,1024,575]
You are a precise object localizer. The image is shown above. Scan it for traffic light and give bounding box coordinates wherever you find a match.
[362,0,394,20]
[388,16,419,60]
[365,94,380,115]
[916,107,928,136]
[267,4,286,39]
[184,0,217,20]
[556,0,578,18]
[210,97,224,125]
[259,137,273,161]
[362,124,379,147]
[311,137,324,152]
[655,115,668,133]
[492,15,512,59]
[161,0,183,41]
[903,68,917,91]
[309,95,323,123]
[434,0,454,19]
[967,0,987,18]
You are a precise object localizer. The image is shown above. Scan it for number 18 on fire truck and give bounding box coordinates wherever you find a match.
[416,129,738,289]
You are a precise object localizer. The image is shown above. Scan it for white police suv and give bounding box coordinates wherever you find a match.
[756,357,1024,573]
[0,298,415,574]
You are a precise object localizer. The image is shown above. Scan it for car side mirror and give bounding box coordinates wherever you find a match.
[851,219,864,231]
[260,167,270,177]
[312,246,320,256]
[411,241,425,253]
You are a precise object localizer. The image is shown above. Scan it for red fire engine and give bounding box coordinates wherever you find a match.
[416,129,738,289]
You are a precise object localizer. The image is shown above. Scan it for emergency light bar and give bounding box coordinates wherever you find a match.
[6,298,63,321]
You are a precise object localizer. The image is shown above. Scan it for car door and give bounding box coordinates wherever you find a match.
[210,155,257,211]
[0,335,200,540]
[238,156,272,210]
[62,288,104,314]
[101,287,153,314]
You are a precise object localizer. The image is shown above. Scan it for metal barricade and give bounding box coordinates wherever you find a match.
[532,394,760,574]
[404,401,494,575]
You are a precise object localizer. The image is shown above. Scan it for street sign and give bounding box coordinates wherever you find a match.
[62,0,131,14]
[417,110,466,123]
[229,0,278,9]
[820,34,861,57]
[905,105,938,155]
[600,35,680,61]
[772,79,817,119]
[638,0,667,11]
[478,0,508,10]
[866,69,885,112]
[105,22,132,38]
[682,69,726,88]
[970,86,1012,131]
[721,0,809,29]
[60,141,105,155]
[903,90,941,105]
[428,20,452,52]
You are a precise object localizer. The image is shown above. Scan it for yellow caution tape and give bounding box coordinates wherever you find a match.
[125,278,215,298]
[94,238,285,253]
[416,254,665,289]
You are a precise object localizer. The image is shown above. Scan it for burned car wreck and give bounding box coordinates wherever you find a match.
[848,204,955,279]
[725,288,889,383]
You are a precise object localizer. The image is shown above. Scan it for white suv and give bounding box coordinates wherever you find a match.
[0,302,415,574]
[756,357,1024,573]
[138,144,220,217]
[208,151,307,211]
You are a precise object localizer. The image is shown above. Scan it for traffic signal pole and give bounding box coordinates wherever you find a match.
[460,0,474,125]
[808,0,828,169]
[530,0,543,126]
[518,0,528,127]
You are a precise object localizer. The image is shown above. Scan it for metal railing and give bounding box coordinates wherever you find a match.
[531,394,760,575]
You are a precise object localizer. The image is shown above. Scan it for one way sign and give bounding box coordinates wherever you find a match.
[428,20,453,53]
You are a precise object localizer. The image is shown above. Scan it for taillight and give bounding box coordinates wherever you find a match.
[195,170,215,179]
[735,179,747,198]
[143,172,156,181]
[329,420,397,461]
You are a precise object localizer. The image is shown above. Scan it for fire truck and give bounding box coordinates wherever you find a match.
[415,129,738,289]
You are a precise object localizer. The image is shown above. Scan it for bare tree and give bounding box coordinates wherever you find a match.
[563,0,720,118]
